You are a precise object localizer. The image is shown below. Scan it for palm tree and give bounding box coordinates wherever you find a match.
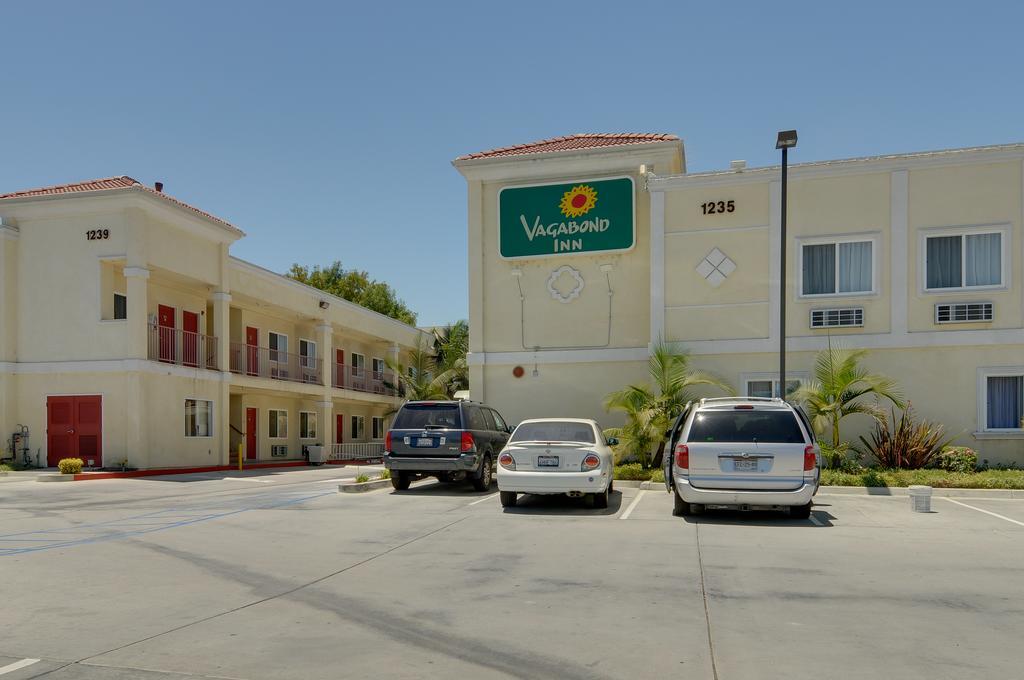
[604,343,732,469]
[791,345,905,452]
[385,338,462,401]
[431,320,469,395]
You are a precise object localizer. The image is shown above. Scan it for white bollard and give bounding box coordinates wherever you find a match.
[908,485,932,513]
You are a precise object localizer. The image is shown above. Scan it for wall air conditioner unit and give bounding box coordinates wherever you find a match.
[270,445,289,457]
[935,302,993,324]
[810,307,864,329]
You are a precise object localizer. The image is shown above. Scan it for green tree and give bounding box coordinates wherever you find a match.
[432,320,469,394]
[385,338,462,401]
[791,346,905,458]
[287,261,417,325]
[604,343,732,469]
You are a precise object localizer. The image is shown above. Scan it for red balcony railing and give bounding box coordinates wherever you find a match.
[332,364,397,396]
[229,342,323,385]
[149,324,218,370]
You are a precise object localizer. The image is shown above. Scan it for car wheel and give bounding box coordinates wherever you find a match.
[592,486,609,509]
[608,479,614,494]
[790,502,813,519]
[471,455,492,491]
[500,490,517,507]
[391,471,411,491]
[672,490,691,517]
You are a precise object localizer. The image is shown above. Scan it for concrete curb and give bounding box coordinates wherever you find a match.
[36,474,76,483]
[338,478,392,493]
[819,485,1024,499]
[614,480,663,490]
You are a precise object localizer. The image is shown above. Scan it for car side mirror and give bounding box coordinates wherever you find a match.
[606,437,619,446]
[506,425,515,434]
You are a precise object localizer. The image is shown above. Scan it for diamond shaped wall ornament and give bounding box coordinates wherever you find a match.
[547,265,585,303]
[697,248,736,288]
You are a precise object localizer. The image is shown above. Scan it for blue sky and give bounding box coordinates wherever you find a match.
[3,1,1022,326]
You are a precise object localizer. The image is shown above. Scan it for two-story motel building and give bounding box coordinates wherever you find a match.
[454,134,1024,465]
[0,177,424,470]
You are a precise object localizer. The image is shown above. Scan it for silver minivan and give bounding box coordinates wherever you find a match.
[664,397,820,518]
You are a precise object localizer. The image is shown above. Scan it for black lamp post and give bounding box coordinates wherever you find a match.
[776,129,797,399]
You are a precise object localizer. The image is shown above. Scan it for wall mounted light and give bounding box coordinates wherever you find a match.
[319,300,329,310]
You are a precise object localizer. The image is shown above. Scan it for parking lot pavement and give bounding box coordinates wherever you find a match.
[1,472,1022,679]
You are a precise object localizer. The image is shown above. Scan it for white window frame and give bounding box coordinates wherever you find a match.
[299,338,317,369]
[371,416,385,440]
[184,398,214,438]
[269,409,288,439]
[351,352,365,377]
[797,233,879,299]
[740,372,810,399]
[351,415,365,440]
[976,366,1024,436]
[299,410,318,439]
[921,224,1010,294]
[269,332,289,362]
[372,357,385,379]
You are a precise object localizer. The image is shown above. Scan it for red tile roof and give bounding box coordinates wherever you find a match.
[0,175,241,232]
[455,133,680,161]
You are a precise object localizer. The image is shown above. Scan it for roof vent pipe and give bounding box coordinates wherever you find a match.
[730,160,746,172]
[154,182,164,193]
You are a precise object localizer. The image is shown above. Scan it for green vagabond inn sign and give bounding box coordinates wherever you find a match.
[498,176,635,259]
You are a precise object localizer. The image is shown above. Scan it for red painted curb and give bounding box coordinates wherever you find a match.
[71,459,383,481]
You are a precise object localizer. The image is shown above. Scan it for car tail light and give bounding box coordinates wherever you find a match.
[498,452,516,470]
[734,405,754,409]
[460,432,476,453]
[385,431,392,452]
[804,445,816,471]
[581,453,601,471]
[674,444,689,469]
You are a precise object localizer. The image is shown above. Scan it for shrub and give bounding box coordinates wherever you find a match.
[939,446,977,473]
[0,463,11,473]
[379,469,391,480]
[58,458,84,474]
[856,405,952,469]
[818,441,864,471]
[651,469,665,484]
[355,473,370,483]
[615,463,653,481]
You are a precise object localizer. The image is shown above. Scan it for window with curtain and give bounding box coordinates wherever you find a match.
[269,332,288,362]
[185,399,213,437]
[300,411,317,439]
[926,232,1001,289]
[986,376,1023,429]
[269,409,288,438]
[746,379,802,398]
[351,415,365,440]
[802,240,872,295]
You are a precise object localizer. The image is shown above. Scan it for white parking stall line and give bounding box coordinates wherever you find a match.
[468,492,499,506]
[222,477,269,483]
[943,498,1024,527]
[0,659,40,675]
[619,490,647,520]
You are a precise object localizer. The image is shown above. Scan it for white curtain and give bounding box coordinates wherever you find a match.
[802,244,835,294]
[987,376,1023,429]
[966,233,1001,286]
[838,241,872,293]
[927,236,961,289]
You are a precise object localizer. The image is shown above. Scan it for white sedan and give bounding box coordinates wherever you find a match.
[496,418,616,508]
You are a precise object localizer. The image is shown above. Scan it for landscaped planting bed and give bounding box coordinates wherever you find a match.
[821,468,1024,489]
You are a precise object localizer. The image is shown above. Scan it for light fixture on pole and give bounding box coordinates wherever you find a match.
[775,129,797,398]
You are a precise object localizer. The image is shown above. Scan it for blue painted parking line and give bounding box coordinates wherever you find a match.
[0,489,335,556]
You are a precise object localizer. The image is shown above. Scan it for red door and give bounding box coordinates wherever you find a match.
[336,413,344,444]
[335,349,344,388]
[47,396,102,467]
[158,305,176,362]
[245,408,258,461]
[246,326,259,376]
[183,311,199,368]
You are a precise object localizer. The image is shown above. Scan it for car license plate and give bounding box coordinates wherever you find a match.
[537,455,559,467]
[415,438,434,447]
[733,458,758,471]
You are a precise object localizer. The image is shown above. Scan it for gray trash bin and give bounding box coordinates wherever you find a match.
[307,445,326,466]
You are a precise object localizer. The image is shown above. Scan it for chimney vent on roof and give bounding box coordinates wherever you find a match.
[154,182,164,193]
[730,160,747,172]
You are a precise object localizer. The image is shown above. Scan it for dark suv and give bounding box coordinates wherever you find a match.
[384,400,512,491]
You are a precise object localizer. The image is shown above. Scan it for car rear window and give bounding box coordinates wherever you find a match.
[687,410,805,444]
[510,421,596,443]
[391,404,462,430]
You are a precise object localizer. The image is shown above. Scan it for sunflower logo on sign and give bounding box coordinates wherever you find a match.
[559,184,598,218]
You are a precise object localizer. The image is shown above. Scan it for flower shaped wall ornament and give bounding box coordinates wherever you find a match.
[547,265,585,304]
[696,247,736,288]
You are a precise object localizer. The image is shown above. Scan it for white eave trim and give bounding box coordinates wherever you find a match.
[452,141,684,181]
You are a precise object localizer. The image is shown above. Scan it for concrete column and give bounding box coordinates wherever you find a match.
[316,400,333,450]
[317,321,333,391]
[212,292,233,466]
[123,266,150,359]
